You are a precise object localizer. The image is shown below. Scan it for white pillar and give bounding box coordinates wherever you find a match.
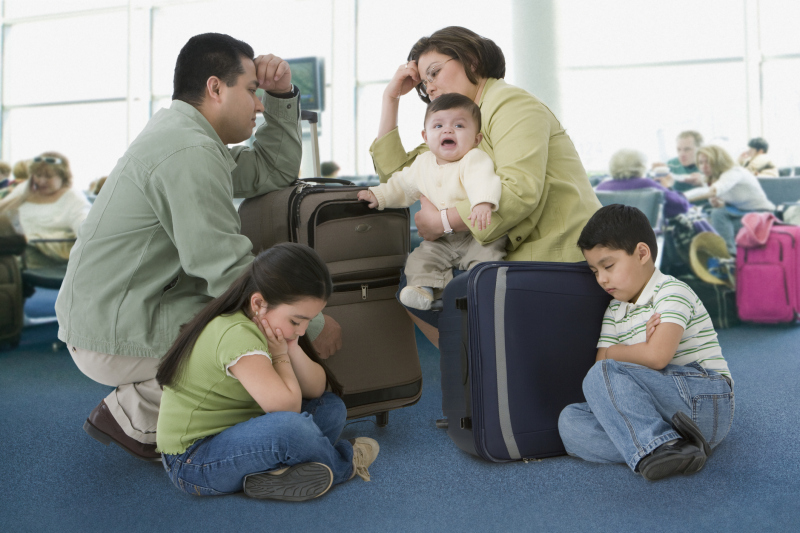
[743,0,763,138]
[330,0,357,176]
[127,2,152,145]
[511,0,560,117]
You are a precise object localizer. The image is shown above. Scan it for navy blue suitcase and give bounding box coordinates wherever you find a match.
[438,261,612,461]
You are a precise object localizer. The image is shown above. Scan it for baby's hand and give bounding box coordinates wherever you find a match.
[357,189,378,209]
[645,313,661,342]
[468,202,493,231]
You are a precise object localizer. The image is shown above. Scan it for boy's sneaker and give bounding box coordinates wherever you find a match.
[349,437,380,481]
[243,462,333,501]
[638,441,706,481]
[399,286,434,310]
[672,411,712,457]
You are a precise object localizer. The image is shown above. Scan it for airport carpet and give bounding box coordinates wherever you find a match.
[1,289,799,532]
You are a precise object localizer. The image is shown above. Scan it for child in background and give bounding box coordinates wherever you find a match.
[357,93,506,310]
[558,204,734,481]
[156,243,378,501]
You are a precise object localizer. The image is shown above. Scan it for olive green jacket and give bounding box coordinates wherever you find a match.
[56,93,321,358]
[370,78,600,262]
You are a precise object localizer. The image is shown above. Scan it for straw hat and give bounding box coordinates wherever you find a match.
[689,232,735,289]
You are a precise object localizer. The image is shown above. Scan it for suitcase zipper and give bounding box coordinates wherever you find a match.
[333,276,400,294]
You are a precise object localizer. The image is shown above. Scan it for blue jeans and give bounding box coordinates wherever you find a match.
[558,360,734,472]
[161,392,353,496]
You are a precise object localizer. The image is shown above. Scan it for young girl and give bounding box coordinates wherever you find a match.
[156,243,379,501]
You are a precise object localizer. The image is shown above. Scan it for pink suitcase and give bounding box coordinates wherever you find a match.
[736,224,800,323]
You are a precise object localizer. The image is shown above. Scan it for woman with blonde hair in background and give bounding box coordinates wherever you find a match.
[0,152,90,268]
[687,145,774,254]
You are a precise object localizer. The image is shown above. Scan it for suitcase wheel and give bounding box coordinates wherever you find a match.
[375,412,389,428]
[435,418,448,429]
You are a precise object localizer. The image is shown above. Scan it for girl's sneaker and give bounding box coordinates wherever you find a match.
[349,437,380,481]
[243,462,333,501]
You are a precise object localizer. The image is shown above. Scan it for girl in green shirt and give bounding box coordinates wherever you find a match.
[156,243,379,501]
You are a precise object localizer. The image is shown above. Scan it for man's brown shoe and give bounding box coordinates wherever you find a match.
[83,400,161,462]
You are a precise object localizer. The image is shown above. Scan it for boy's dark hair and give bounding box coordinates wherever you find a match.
[577,204,658,261]
[172,33,255,107]
[424,93,482,131]
[748,137,769,153]
[408,26,506,104]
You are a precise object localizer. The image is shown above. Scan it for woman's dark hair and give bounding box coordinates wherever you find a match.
[172,32,255,107]
[408,26,506,104]
[156,243,342,396]
[577,204,658,261]
[748,137,769,153]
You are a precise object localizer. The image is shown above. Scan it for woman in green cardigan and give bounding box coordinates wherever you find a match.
[370,26,600,347]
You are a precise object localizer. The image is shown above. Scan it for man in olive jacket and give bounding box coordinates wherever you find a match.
[56,33,340,460]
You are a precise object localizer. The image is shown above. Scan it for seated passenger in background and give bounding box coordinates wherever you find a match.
[86,176,108,197]
[653,131,706,192]
[358,93,506,310]
[595,149,690,220]
[559,204,733,481]
[738,137,778,178]
[0,161,11,193]
[0,152,90,268]
[688,145,775,255]
[321,161,340,179]
[157,244,378,501]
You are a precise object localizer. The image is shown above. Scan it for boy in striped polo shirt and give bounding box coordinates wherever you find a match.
[558,204,734,481]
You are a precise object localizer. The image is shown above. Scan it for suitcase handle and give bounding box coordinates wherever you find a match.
[299,177,355,186]
[301,110,318,124]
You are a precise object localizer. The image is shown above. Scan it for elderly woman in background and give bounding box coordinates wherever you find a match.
[595,149,690,219]
[688,145,775,254]
[371,26,600,347]
[0,152,90,268]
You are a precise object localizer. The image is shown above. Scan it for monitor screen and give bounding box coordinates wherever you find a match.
[286,56,325,112]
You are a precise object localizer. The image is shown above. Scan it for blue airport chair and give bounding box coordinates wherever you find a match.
[757,177,800,207]
[594,189,665,231]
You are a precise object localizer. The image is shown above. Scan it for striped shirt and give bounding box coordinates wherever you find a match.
[597,269,730,378]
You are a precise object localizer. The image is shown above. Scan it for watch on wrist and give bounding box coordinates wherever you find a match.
[441,208,454,235]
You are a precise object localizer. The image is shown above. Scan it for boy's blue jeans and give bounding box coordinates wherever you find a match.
[558,360,734,472]
[161,392,354,496]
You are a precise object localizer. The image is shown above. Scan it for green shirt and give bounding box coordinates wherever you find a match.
[56,94,322,358]
[370,78,600,262]
[666,157,699,175]
[156,311,271,455]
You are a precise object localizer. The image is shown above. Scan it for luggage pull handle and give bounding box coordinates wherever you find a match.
[300,110,320,177]
[299,177,356,186]
[301,110,318,124]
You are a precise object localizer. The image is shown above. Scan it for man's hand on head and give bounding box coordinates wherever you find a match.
[255,54,292,94]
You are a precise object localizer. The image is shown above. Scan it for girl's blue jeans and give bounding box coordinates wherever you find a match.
[161,392,354,496]
[558,360,734,472]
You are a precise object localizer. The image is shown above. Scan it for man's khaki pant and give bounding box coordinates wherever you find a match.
[69,345,161,444]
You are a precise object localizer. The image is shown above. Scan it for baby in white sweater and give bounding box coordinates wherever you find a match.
[358,93,506,310]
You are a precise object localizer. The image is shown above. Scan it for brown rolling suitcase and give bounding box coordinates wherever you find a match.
[238,112,421,426]
[0,216,25,349]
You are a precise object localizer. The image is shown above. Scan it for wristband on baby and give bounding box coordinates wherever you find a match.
[441,209,454,235]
